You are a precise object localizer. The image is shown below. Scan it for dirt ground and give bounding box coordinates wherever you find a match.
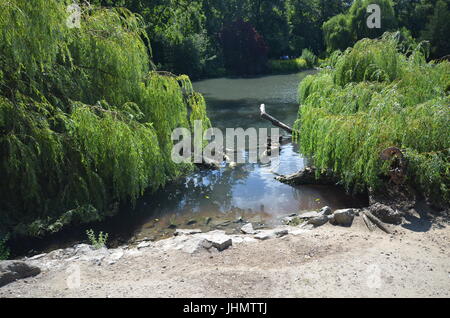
[1,214,450,298]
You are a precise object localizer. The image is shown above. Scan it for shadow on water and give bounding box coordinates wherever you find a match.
[10,71,370,257]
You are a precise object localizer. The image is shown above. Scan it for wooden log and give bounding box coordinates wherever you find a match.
[260,104,293,134]
[364,210,392,234]
[361,212,376,232]
[275,167,338,186]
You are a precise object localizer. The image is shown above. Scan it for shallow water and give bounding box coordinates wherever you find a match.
[12,71,368,256]
[125,71,367,242]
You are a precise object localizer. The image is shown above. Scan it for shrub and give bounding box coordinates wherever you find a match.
[86,229,109,249]
[300,49,318,68]
[0,1,210,238]
[268,58,308,74]
[294,36,450,205]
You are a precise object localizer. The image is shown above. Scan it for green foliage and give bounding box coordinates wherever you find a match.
[323,14,353,53]
[334,35,402,86]
[0,235,10,260]
[300,49,318,67]
[349,0,398,40]
[319,50,343,68]
[323,0,398,53]
[86,229,109,249]
[421,0,450,59]
[268,58,308,74]
[294,36,450,205]
[0,1,210,237]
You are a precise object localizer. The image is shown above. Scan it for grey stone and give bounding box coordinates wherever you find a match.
[106,248,124,265]
[319,206,332,216]
[330,209,355,226]
[202,231,233,251]
[136,241,152,249]
[174,229,202,236]
[254,228,288,240]
[28,253,46,261]
[307,215,329,227]
[0,261,41,287]
[241,223,257,234]
[298,211,322,219]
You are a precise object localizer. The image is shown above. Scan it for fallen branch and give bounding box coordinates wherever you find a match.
[363,210,392,234]
[275,167,338,186]
[260,104,293,134]
[361,212,376,232]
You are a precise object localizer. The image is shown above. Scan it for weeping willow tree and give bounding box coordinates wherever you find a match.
[294,34,450,206]
[0,0,210,237]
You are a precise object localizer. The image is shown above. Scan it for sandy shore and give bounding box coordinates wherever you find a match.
[1,214,450,298]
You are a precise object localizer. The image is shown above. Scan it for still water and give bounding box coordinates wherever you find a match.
[14,71,367,255]
[123,71,367,242]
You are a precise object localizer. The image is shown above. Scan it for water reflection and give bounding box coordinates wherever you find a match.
[129,72,367,241]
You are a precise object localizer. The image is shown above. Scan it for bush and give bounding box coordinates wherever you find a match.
[334,35,401,86]
[300,49,318,68]
[323,14,353,53]
[0,1,210,238]
[86,229,109,249]
[294,36,450,205]
[268,58,308,74]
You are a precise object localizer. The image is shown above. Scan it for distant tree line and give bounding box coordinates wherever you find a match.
[90,0,449,76]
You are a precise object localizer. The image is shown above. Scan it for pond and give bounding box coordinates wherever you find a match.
[12,71,368,255]
[116,71,367,242]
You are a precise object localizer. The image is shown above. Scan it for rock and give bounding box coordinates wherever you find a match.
[0,261,41,287]
[79,247,109,265]
[73,244,93,256]
[274,229,289,237]
[369,203,403,225]
[307,215,329,227]
[298,211,322,219]
[181,237,212,254]
[319,206,332,216]
[282,216,294,224]
[174,229,202,236]
[186,219,197,226]
[136,241,152,249]
[202,231,233,251]
[288,213,298,217]
[241,223,257,234]
[205,217,212,225]
[28,253,46,261]
[330,209,355,226]
[254,228,288,240]
[168,224,177,229]
[106,248,124,265]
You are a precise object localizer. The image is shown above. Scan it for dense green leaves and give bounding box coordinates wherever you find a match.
[0,1,210,237]
[294,36,450,205]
